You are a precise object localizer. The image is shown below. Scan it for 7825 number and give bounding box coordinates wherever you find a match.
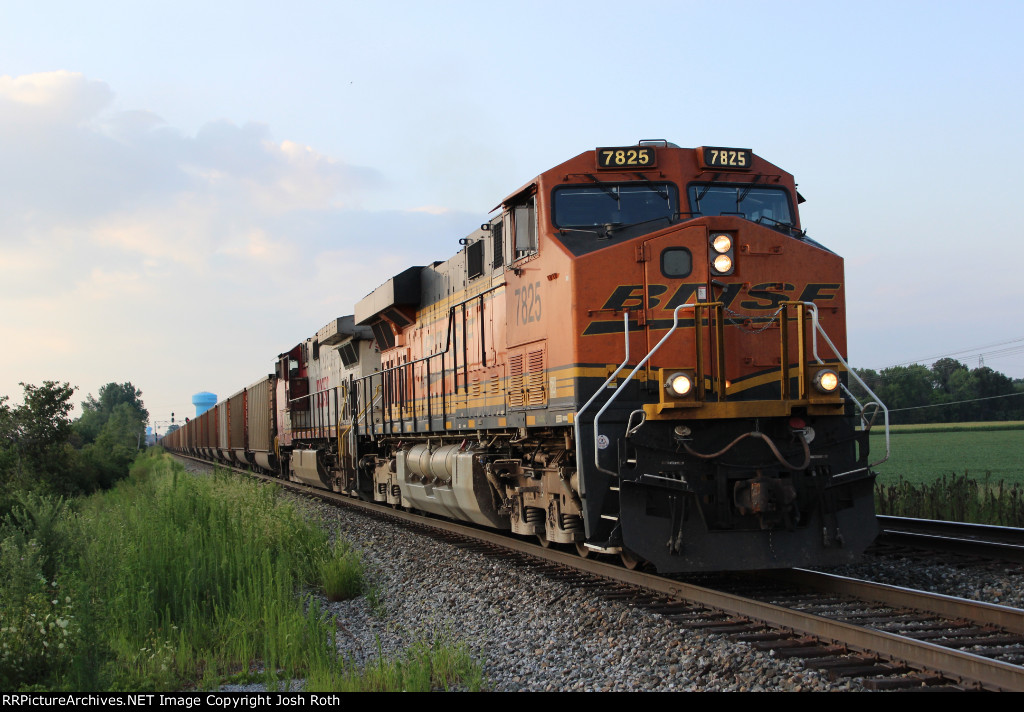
[597,146,655,168]
[514,281,542,325]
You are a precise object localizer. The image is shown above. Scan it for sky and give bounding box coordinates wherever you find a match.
[1,0,1022,427]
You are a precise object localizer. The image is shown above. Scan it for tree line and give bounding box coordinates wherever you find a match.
[848,358,1024,424]
[0,381,148,516]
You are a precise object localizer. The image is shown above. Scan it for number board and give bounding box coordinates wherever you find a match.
[596,146,657,169]
[700,147,753,170]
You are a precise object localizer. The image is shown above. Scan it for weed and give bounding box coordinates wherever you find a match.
[318,541,365,601]
[875,471,1024,525]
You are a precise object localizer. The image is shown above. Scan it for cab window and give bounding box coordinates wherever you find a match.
[687,184,793,226]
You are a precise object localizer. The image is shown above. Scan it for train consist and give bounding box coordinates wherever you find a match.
[162,141,888,572]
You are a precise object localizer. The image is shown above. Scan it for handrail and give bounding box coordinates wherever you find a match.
[353,284,505,434]
[577,300,888,482]
[592,303,698,476]
[799,302,890,468]
[573,311,631,477]
[289,385,340,440]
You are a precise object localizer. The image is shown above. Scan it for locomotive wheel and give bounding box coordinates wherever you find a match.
[575,542,592,559]
[620,549,643,570]
[537,535,551,549]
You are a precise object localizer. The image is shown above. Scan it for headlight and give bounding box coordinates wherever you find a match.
[666,372,694,397]
[711,233,732,253]
[813,369,840,393]
[712,254,733,273]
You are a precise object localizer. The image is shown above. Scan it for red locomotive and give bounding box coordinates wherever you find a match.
[163,141,887,572]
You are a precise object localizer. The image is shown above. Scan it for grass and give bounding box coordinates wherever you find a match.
[0,449,483,691]
[307,636,483,692]
[319,540,365,601]
[875,472,1024,526]
[868,421,1024,524]
[869,426,1024,487]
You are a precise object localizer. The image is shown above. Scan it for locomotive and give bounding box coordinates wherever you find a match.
[163,141,888,572]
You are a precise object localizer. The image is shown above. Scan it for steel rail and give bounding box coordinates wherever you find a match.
[877,515,1024,564]
[879,515,1024,544]
[769,568,1024,634]
[173,454,1024,691]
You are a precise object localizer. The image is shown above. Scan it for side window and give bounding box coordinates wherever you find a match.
[492,219,503,269]
[467,240,484,279]
[513,197,537,259]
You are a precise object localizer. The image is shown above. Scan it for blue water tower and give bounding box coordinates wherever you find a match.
[192,392,217,417]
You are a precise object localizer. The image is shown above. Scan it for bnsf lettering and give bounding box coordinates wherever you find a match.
[646,284,669,308]
[601,285,646,311]
[739,283,795,310]
[316,376,329,406]
[602,283,702,311]
[598,282,839,315]
[797,283,841,303]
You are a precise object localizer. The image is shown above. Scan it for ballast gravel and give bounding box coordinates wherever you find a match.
[301,494,864,692]
[179,458,1024,691]
[179,458,866,691]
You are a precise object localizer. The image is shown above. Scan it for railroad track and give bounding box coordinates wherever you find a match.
[876,515,1024,564]
[176,455,1024,691]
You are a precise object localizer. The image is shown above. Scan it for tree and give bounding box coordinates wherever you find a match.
[846,367,881,404]
[873,365,935,424]
[80,402,148,490]
[0,382,79,506]
[74,382,148,446]
[930,358,968,394]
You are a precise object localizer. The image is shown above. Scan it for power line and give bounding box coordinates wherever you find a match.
[887,336,1024,369]
[887,391,1024,413]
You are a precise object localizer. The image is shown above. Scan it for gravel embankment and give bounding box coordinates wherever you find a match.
[179,457,866,691]
[300,494,866,692]
[178,457,1024,691]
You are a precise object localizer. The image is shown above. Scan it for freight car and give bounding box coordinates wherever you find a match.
[163,140,889,573]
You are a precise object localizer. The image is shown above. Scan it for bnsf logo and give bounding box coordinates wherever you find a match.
[583,282,841,336]
[601,282,840,312]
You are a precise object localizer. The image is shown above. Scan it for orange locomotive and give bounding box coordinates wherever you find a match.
[165,141,887,572]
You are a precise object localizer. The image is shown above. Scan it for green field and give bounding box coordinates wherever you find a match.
[868,422,1024,487]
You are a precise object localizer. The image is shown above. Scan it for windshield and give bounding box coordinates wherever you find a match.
[687,184,793,225]
[553,183,678,229]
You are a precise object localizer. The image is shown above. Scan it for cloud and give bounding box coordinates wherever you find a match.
[0,71,488,415]
[0,70,113,124]
[407,205,452,215]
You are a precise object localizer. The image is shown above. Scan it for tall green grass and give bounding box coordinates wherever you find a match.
[875,472,1024,526]
[1,449,483,691]
[73,451,342,688]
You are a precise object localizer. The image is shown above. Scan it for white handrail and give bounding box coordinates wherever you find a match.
[573,312,631,477]
[802,302,890,468]
[592,303,695,476]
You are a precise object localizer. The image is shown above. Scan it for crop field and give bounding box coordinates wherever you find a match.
[868,422,1024,487]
